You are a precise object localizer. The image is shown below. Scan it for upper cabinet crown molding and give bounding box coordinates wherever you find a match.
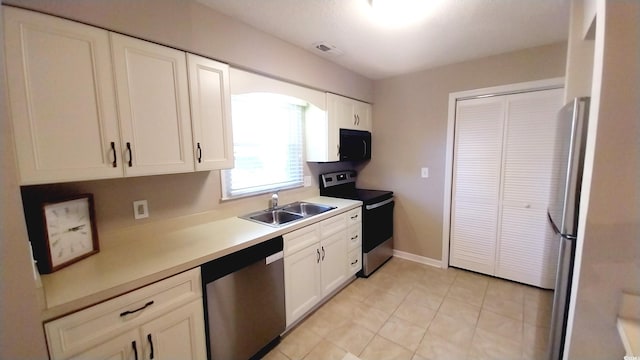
[4,7,234,185]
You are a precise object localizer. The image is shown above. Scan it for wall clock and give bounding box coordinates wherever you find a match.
[38,194,99,273]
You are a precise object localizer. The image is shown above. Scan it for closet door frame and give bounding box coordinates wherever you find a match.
[442,77,565,269]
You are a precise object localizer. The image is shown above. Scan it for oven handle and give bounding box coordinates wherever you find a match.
[365,198,394,210]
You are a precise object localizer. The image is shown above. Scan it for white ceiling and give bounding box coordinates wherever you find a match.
[197,0,570,80]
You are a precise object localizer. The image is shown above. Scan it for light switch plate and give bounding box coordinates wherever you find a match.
[133,200,149,220]
[304,175,312,187]
[421,167,429,178]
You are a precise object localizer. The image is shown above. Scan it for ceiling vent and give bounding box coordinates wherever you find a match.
[312,41,343,56]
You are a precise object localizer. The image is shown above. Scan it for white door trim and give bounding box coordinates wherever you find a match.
[441,77,565,269]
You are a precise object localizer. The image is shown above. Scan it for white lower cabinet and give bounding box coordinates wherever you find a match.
[45,268,206,360]
[283,207,361,327]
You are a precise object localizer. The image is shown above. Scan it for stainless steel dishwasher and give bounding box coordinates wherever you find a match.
[201,236,285,360]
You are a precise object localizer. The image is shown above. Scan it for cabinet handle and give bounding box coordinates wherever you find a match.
[351,235,359,240]
[362,139,367,157]
[197,142,202,163]
[119,301,154,317]
[110,142,117,168]
[353,114,357,125]
[316,249,320,263]
[132,341,138,360]
[351,214,359,220]
[321,246,325,261]
[351,259,359,266]
[357,114,360,125]
[147,334,154,360]
[126,142,133,167]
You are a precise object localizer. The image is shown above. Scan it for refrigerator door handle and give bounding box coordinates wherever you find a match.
[547,210,577,241]
[547,210,562,235]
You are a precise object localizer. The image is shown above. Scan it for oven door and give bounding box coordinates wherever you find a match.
[362,197,394,252]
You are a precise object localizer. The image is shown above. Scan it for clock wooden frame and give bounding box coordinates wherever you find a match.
[38,194,100,273]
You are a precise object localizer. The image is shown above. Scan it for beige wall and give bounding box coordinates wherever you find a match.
[359,43,567,261]
[565,0,640,358]
[0,3,49,358]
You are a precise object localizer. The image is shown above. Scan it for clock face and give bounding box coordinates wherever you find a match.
[44,197,95,268]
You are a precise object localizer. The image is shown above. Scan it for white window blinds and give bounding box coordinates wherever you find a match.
[221,93,304,199]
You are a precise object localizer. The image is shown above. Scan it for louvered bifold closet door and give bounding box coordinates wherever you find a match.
[450,97,505,275]
[496,89,564,288]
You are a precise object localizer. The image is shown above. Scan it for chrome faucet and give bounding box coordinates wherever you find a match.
[270,192,279,210]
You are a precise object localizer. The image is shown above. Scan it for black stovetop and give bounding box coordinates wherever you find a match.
[319,170,393,205]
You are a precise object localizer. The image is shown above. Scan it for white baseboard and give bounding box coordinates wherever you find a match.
[393,250,442,268]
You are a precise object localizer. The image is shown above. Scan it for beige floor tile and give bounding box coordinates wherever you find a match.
[325,320,376,356]
[426,312,476,347]
[299,306,352,337]
[278,327,323,360]
[476,309,523,344]
[263,348,290,360]
[446,282,486,307]
[411,354,429,360]
[302,339,346,360]
[378,316,427,351]
[352,302,392,332]
[415,277,452,297]
[486,278,526,304]
[523,323,550,357]
[342,278,380,301]
[469,327,522,360]
[438,296,481,325]
[455,270,490,288]
[482,292,524,321]
[394,300,437,327]
[363,290,405,314]
[423,266,458,285]
[524,287,554,311]
[322,294,360,319]
[415,333,469,360]
[404,287,445,311]
[524,303,552,328]
[359,335,414,360]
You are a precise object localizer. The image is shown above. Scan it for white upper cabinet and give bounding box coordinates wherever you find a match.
[187,54,234,171]
[305,93,372,162]
[111,33,194,177]
[328,93,372,132]
[4,7,122,184]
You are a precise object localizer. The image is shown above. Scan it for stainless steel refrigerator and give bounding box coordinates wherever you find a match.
[547,97,590,359]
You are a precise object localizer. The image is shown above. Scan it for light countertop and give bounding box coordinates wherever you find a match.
[40,196,361,321]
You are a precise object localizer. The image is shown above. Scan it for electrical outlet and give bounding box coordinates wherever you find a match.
[421,167,429,178]
[304,175,312,187]
[133,200,149,220]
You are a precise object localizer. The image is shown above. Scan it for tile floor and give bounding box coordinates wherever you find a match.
[264,257,554,360]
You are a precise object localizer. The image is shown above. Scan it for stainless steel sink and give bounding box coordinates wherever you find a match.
[281,202,335,216]
[249,210,303,226]
[240,202,336,227]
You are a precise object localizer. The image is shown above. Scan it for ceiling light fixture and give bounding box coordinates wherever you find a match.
[368,0,444,28]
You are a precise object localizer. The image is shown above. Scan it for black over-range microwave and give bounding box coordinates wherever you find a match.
[339,129,371,161]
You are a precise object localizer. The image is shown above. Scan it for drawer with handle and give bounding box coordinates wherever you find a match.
[45,268,202,359]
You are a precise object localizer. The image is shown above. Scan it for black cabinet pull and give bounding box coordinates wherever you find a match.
[351,259,359,266]
[351,235,359,240]
[147,334,154,360]
[126,142,133,167]
[316,249,320,263]
[321,246,325,261]
[132,341,138,360]
[119,301,154,317]
[110,142,117,168]
[197,142,202,163]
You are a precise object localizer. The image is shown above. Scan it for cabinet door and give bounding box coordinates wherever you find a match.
[449,97,505,275]
[4,7,122,184]
[284,244,322,327]
[139,300,207,360]
[353,100,372,132]
[187,54,234,171]
[328,93,355,130]
[111,33,194,177]
[69,330,139,360]
[320,231,348,296]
